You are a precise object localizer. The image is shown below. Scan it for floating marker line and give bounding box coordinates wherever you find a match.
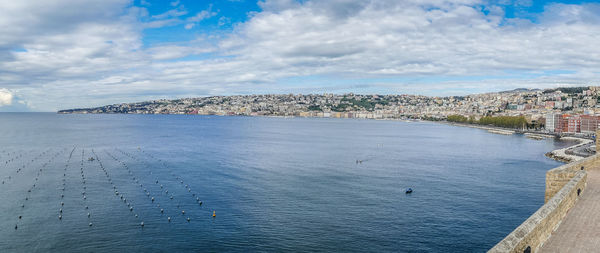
[104,150,182,224]
[14,149,65,230]
[115,148,202,221]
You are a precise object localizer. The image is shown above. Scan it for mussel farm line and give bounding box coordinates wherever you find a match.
[1,149,50,186]
[0,149,27,180]
[90,149,147,227]
[58,147,77,221]
[103,150,184,224]
[79,149,96,227]
[122,148,205,217]
[14,149,66,230]
[4,146,215,232]
[119,149,205,213]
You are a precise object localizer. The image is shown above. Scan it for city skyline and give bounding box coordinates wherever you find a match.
[2,0,600,112]
[57,86,600,133]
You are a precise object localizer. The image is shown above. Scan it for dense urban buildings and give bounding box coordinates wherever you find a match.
[59,86,600,133]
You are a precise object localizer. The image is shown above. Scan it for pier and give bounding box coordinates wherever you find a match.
[489,130,600,253]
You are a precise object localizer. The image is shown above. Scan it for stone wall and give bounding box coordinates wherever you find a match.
[545,155,599,202]
[488,155,597,253]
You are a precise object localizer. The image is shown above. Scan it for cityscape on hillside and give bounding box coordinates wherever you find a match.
[59,86,600,135]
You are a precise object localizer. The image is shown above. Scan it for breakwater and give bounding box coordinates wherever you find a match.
[489,143,600,252]
[545,137,593,163]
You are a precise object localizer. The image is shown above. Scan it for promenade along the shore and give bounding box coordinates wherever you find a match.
[489,131,600,253]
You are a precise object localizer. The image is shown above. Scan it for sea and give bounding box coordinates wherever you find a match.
[0,113,571,252]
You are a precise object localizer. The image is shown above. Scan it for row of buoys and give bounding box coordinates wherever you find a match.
[138,149,204,207]
[121,149,206,215]
[58,147,76,221]
[2,149,48,185]
[15,149,65,230]
[105,150,182,224]
[92,149,145,228]
[81,149,93,227]
[12,146,216,231]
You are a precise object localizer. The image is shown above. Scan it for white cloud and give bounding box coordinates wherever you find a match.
[152,7,187,20]
[184,23,195,30]
[0,89,13,106]
[148,45,215,60]
[218,16,231,26]
[184,6,218,29]
[2,0,600,111]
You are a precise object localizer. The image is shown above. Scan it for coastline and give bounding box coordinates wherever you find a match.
[441,121,594,163]
[57,112,596,162]
[544,137,594,163]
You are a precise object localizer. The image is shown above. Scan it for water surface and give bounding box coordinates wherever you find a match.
[0,113,568,252]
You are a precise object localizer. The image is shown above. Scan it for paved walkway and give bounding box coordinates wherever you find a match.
[540,169,600,253]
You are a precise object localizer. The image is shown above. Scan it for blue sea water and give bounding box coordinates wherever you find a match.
[0,113,569,252]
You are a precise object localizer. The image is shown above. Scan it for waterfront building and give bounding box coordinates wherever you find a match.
[567,115,581,133]
[556,114,571,133]
[545,113,561,132]
[580,115,600,133]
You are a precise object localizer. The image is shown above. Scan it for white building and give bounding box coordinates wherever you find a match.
[546,113,561,132]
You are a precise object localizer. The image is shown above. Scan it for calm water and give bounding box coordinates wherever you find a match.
[0,113,569,252]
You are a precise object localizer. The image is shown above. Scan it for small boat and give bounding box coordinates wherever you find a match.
[405,188,413,194]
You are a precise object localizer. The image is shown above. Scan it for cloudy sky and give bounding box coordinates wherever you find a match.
[1,0,600,111]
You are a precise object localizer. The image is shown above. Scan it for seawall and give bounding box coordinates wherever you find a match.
[488,155,600,252]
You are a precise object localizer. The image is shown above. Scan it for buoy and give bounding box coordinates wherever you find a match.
[212,211,216,218]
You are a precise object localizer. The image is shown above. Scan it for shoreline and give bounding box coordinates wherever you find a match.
[54,112,598,162]
[544,137,594,163]
[441,121,594,163]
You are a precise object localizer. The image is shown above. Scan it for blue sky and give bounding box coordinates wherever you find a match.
[1,0,600,111]
[140,0,260,46]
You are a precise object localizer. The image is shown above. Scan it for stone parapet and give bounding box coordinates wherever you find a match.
[489,155,597,253]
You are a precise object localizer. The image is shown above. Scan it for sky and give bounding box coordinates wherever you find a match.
[1,0,600,111]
